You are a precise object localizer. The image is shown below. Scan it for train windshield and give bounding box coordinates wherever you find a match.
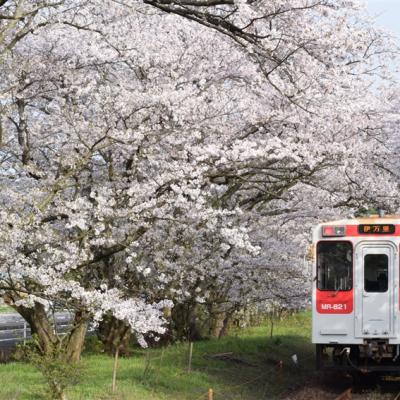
[317,241,352,291]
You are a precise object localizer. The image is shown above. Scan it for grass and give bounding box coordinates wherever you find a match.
[0,311,314,400]
[0,305,14,313]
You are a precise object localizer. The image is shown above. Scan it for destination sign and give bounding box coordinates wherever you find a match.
[358,224,395,235]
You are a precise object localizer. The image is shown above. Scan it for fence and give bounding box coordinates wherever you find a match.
[0,312,72,350]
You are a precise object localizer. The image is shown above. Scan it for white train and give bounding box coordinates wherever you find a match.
[312,215,400,372]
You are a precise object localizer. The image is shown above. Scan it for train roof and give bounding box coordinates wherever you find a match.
[319,215,400,226]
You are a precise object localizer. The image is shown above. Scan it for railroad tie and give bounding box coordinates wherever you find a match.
[393,392,400,400]
[333,388,352,400]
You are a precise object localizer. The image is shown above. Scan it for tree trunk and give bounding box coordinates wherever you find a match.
[269,313,275,338]
[51,382,68,400]
[170,303,188,341]
[4,297,88,400]
[12,301,58,355]
[63,311,88,362]
[218,314,231,338]
[98,315,131,355]
[209,311,226,338]
[4,295,88,361]
[170,302,203,341]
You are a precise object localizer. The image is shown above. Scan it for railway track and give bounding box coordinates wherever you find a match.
[283,372,400,400]
[333,387,400,400]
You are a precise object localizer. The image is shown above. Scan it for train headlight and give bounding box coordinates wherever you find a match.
[322,226,345,237]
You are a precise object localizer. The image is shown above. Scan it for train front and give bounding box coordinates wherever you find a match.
[312,216,400,372]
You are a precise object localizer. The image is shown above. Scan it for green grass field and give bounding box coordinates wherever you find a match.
[0,311,314,400]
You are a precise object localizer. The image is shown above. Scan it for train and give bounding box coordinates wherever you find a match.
[312,215,400,373]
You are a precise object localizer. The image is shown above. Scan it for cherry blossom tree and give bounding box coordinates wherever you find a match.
[0,0,262,356]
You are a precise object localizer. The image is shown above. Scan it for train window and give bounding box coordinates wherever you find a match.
[364,254,388,293]
[317,242,352,291]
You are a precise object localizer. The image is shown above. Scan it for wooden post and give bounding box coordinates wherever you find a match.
[277,360,283,384]
[112,346,120,393]
[188,342,193,373]
[208,388,214,400]
[23,321,27,345]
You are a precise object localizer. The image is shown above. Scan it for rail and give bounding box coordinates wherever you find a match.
[334,385,400,400]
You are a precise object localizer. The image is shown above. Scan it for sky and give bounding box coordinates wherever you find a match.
[367,0,400,38]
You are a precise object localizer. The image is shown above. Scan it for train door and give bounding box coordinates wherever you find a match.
[355,243,396,337]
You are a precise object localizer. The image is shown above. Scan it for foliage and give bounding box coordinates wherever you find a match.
[11,339,38,362]
[20,336,85,400]
[83,336,106,356]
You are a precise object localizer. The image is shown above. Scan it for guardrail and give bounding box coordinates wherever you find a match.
[0,312,72,349]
